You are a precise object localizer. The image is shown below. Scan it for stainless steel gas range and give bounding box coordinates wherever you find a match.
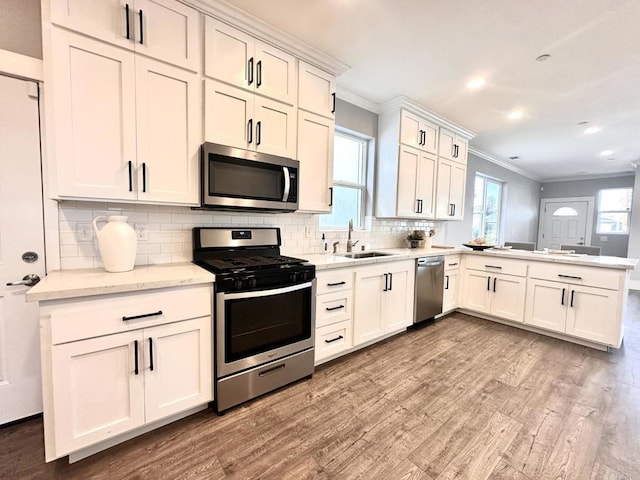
[193,227,316,413]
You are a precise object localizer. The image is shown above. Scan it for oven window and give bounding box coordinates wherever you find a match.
[209,156,284,201]
[225,287,312,363]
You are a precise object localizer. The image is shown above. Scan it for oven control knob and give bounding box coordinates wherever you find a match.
[234,279,244,290]
[290,272,298,283]
[249,278,257,288]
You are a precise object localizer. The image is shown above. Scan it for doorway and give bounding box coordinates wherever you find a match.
[0,74,46,424]
[537,197,594,250]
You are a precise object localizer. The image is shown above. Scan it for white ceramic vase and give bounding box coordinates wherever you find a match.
[92,215,137,272]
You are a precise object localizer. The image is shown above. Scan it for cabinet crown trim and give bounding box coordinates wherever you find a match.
[182,0,349,76]
[380,96,475,140]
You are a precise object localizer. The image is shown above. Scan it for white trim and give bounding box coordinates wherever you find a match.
[0,49,43,81]
[541,172,636,182]
[468,147,542,181]
[537,196,595,249]
[180,0,349,76]
[335,87,380,114]
[629,279,640,291]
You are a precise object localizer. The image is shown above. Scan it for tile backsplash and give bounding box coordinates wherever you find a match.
[57,201,440,270]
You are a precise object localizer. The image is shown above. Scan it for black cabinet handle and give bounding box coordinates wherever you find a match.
[389,272,393,291]
[451,144,455,158]
[247,119,253,144]
[486,276,491,291]
[248,57,254,85]
[493,277,497,293]
[418,199,423,214]
[383,273,388,292]
[128,160,133,192]
[329,187,333,206]
[448,262,459,267]
[138,10,143,44]
[142,162,147,193]
[419,130,425,146]
[485,265,503,269]
[325,335,344,344]
[256,121,261,145]
[123,310,163,321]
[325,304,345,311]
[561,288,565,305]
[148,337,154,371]
[256,60,262,87]
[445,275,450,290]
[327,281,345,287]
[125,4,130,40]
[134,340,139,375]
[449,203,454,216]
[453,144,459,158]
[416,199,421,214]
[570,290,575,307]
[558,274,583,280]
[331,92,336,114]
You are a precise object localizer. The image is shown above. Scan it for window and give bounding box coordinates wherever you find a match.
[597,188,632,234]
[319,131,368,229]
[471,174,502,244]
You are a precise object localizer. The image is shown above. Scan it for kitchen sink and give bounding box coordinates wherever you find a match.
[339,251,396,259]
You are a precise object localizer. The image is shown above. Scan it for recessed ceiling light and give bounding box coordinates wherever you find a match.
[509,156,520,160]
[536,54,551,62]
[467,77,486,89]
[584,126,601,134]
[577,121,589,125]
[507,110,524,120]
[600,150,614,156]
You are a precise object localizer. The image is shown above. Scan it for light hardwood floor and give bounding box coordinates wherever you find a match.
[2,291,639,479]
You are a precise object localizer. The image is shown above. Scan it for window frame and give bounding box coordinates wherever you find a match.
[471,174,503,244]
[596,187,633,235]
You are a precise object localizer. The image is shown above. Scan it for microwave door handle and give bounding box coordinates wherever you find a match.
[282,166,291,201]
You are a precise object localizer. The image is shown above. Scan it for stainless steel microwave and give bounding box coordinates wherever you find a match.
[201,143,299,212]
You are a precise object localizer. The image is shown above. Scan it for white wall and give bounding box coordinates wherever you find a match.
[628,168,640,283]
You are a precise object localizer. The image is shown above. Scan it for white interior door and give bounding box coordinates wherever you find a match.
[0,75,46,425]
[538,199,591,250]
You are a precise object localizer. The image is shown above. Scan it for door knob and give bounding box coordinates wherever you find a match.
[6,274,40,287]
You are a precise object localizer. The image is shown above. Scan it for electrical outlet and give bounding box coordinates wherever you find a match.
[77,222,93,242]
[304,225,312,239]
[135,224,148,241]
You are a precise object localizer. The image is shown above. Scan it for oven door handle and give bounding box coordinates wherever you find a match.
[218,280,314,301]
[282,166,291,202]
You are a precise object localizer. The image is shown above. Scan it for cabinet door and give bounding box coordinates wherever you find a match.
[524,279,567,333]
[416,152,437,218]
[420,120,439,155]
[204,79,252,150]
[144,317,213,423]
[254,40,297,105]
[51,330,145,456]
[438,128,456,160]
[298,61,335,118]
[254,96,296,158]
[443,270,459,312]
[434,158,452,219]
[297,111,334,212]
[566,285,618,344]
[383,266,414,333]
[491,274,526,322]
[449,162,466,220]
[453,136,468,165]
[399,110,423,150]
[396,146,420,217]
[49,0,133,50]
[135,57,200,204]
[51,29,137,200]
[203,15,253,89]
[353,268,385,346]
[461,270,492,314]
[134,0,201,72]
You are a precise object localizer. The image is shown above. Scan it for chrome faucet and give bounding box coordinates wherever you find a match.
[346,219,359,253]
[332,241,340,254]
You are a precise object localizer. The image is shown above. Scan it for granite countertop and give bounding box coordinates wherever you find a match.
[26,263,216,302]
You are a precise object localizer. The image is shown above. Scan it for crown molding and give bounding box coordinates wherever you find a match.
[181,0,349,76]
[468,147,542,181]
[539,171,636,183]
[335,87,380,114]
[379,96,476,140]
[0,49,42,82]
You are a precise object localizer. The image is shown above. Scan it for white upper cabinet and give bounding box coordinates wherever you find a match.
[400,110,438,154]
[438,127,469,164]
[435,158,466,220]
[204,16,297,105]
[48,0,201,71]
[297,110,334,212]
[298,60,336,118]
[396,146,436,218]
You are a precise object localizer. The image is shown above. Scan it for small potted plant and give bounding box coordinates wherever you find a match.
[406,230,426,249]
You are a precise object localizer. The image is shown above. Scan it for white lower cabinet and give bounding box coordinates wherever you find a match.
[461,269,526,323]
[443,255,460,312]
[353,260,415,346]
[40,285,213,461]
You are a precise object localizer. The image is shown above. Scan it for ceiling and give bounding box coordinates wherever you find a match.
[220,0,640,181]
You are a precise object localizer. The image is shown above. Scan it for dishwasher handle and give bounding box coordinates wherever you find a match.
[417,256,445,267]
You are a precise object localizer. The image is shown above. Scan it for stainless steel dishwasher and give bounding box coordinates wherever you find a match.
[414,256,444,324]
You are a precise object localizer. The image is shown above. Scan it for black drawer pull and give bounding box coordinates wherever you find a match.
[558,274,582,280]
[125,4,130,39]
[326,304,345,311]
[485,265,502,269]
[259,364,285,377]
[123,310,163,321]
[325,335,344,344]
[327,281,346,287]
[448,262,459,267]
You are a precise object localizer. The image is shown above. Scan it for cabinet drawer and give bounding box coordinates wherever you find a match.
[445,255,461,271]
[315,320,352,363]
[463,255,527,277]
[528,262,623,290]
[316,290,352,328]
[316,269,354,295]
[48,285,212,345]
